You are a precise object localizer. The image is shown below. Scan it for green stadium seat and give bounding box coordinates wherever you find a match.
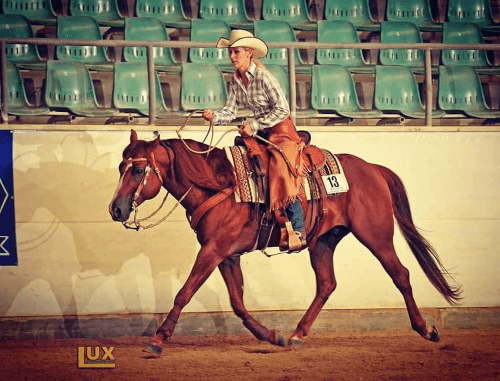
[380,21,424,69]
[188,19,233,72]
[113,62,172,117]
[323,0,379,31]
[386,0,441,31]
[312,65,383,118]
[261,0,316,30]
[56,16,113,71]
[375,65,445,118]
[69,0,124,27]
[254,20,312,74]
[1,0,57,24]
[198,0,253,29]
[316,20,373,74]
[123,17,180,72]
[447,0,499,30]
[45,60,118,117]
[438,66,500,118]
[0,14,45,70]
[135,0,190,29]
[1,60,50,116]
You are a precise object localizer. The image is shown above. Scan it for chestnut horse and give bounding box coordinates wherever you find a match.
[109,130,461,355]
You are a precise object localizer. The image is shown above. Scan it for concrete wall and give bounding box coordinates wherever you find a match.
[1,128,499,337]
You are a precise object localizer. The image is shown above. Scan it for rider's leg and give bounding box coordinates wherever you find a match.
[286,200,306,245]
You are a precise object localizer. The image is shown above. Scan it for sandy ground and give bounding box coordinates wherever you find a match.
[1,330,499,381]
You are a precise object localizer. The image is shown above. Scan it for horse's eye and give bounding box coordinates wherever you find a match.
[133,167,145,176]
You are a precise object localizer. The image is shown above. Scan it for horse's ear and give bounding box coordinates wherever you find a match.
[152,135,161,147]
[130,129,138,143]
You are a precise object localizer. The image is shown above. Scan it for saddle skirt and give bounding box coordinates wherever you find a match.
[225,145,346,204]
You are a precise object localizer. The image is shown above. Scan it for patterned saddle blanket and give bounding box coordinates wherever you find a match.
[225,145,348,204]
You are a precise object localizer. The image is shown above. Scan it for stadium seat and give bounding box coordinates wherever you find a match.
[198,0,253,29]
[0,14,45,70]
[135,0,190,29]
[113,62,172,117]
[1,60,50,116]
[188,19,233,72]
[69,0,124,27]
[123,17,180,72]
[447,0,499,30]
[441,22,492,69]
[180,63,228,111]
[386,0,441,31]
[323,0,379,31]
[56,16,113,71]
[316,20,373,73]
[380,21,425,69]
[45,60,118,117]
[375,65,444,118]
[266,65,318,118]
[261,0,316,30]
[1,0,57,24]
[253,20,312,74]
[311,65,383,118]
[438,66,500,118]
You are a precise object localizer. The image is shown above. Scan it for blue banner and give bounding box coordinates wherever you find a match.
[0,130,17,266]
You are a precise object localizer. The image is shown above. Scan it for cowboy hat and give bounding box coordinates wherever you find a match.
[216,30,268,59]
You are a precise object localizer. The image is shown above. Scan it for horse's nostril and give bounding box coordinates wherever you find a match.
[113,206,122,220]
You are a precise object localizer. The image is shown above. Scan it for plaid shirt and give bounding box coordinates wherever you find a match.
[213,62,290,133]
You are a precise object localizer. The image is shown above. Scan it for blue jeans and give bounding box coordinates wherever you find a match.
[286,200,305,232]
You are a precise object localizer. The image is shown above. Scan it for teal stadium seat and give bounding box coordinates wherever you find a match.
[69,0,124,27]
[441,22,493,71]
[123,17,180,72]
[2,0,57,24]
[0,14,45,70]
[261,0,316,30]
[188,19,233,72]
[447,0,499,30]
[386,0,441,31]
[438,66,500,118]
[316,20,373,73]
[311,65,382,119]
[380,21,425,70]
[135,0,190,29]
[113,62,171,117]
[180,63,228,111]
[375,65,444,118]
[198,0,253,29]
[266,65,318,118]
[323,0,379,31]
[45,60,118,117]
[1,60,50,116]
[253,20,312,74]
[56,16,113,71]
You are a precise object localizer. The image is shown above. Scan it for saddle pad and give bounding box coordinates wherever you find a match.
[225,146,346,204]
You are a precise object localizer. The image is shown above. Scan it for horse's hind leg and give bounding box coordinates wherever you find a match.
[288,227,347,347]
[218,256,287,347]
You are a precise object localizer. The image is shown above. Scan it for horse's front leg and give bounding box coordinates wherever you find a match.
[218,256,287,347]
[145,243,225,355]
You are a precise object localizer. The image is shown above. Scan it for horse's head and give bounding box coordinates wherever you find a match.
[109,130,166,223]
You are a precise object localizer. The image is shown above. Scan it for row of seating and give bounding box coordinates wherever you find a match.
[4,60,499,120]
[2,0,499,30]
[2,15,499,74]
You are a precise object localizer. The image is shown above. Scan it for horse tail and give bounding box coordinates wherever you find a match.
[377,165,462,305]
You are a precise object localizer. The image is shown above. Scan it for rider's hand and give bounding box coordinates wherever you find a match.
[239,122,253,138]
[202,109,215,122]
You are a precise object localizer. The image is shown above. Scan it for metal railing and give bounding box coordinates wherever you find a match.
[2,37,500,127]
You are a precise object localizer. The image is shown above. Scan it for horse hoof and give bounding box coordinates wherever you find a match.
[429,325,440,342]
[287,336,304,348]
[270,330,287,347]
[143,342,162,356]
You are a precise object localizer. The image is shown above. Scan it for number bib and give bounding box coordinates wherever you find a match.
[321,173,349,194]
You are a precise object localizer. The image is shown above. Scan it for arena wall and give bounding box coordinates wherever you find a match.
[1,126,499,338]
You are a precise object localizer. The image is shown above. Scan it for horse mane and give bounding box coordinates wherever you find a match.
[164,139,235,191]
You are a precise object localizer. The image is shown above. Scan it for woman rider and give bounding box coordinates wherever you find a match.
[202,29,306,249]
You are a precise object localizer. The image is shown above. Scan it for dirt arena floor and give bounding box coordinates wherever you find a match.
[1,330,500,381]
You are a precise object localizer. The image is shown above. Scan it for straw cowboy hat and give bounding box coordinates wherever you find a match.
[216,30,268,59]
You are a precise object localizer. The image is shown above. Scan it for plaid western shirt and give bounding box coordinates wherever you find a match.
[213,62,290,133]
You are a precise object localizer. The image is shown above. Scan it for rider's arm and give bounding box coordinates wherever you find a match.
[213,81,238,125]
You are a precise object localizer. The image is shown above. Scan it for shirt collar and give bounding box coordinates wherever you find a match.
[234,61,257,81]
